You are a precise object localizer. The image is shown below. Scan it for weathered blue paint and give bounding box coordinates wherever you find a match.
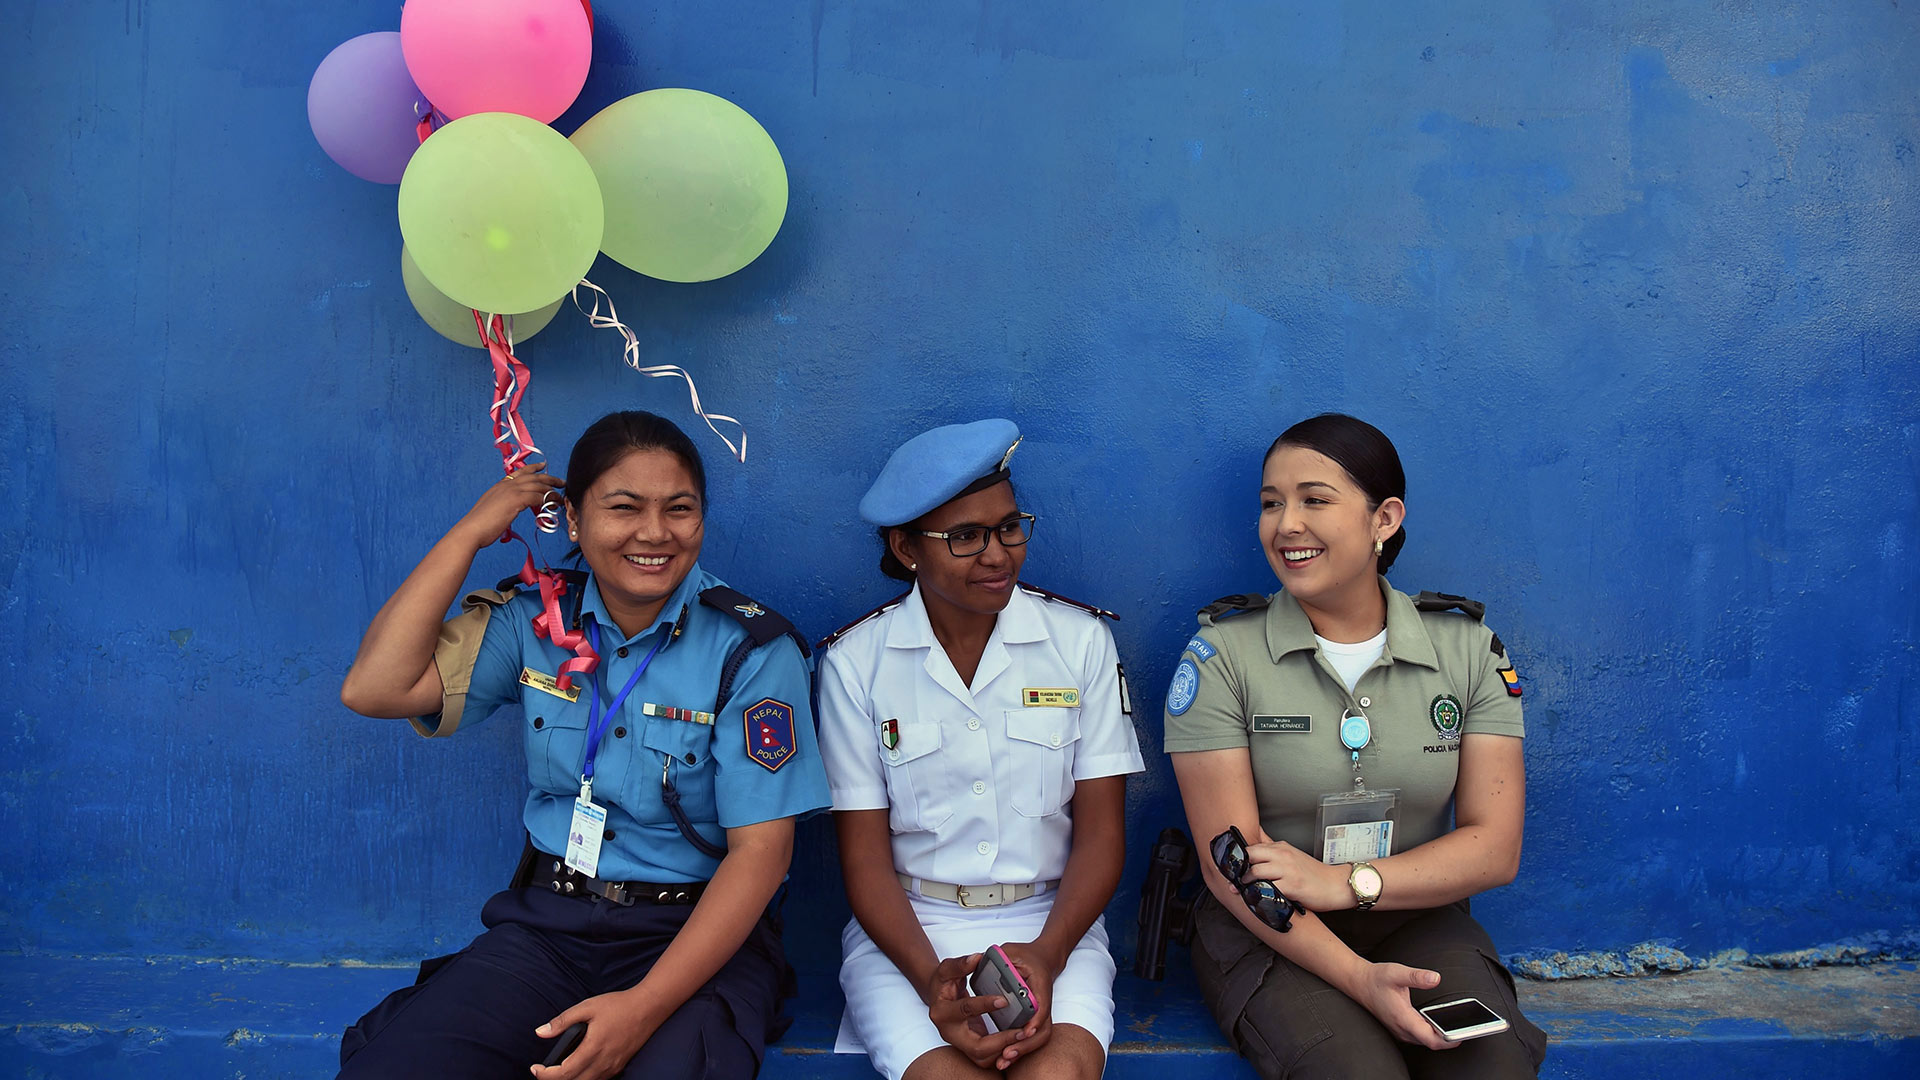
[3,0,1917,1007]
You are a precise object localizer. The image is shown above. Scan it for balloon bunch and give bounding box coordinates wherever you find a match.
[307,0,789,463]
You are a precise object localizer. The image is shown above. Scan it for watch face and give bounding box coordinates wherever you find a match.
[1354,866,1382,896]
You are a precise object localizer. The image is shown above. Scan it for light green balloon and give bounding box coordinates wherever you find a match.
[398,112,604,313]
[400,245,564,348]
[570,89,789,283]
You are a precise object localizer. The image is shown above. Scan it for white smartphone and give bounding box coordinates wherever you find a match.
[1418,997,1510,1041]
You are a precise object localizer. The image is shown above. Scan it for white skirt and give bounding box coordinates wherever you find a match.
[833,892,1118,1080]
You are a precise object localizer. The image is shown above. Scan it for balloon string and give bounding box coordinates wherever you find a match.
[570,279,748,464]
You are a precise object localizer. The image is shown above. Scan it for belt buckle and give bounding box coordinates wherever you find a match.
[601,881,628,906]
[955,885,979,908]
[957,885,996,908]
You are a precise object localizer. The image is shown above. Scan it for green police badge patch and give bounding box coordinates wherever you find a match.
[1430,694,1464,741]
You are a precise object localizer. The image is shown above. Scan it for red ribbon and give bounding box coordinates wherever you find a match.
[513,546,599,691]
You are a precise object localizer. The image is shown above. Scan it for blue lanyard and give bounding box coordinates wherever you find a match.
[582,619,665,787]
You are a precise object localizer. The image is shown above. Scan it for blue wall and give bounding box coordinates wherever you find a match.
[4,0,1916,974]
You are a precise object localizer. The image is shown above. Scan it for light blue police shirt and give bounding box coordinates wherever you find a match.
[456,564,829,883]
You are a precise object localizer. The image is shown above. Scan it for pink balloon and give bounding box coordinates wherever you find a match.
[400,0,592,124]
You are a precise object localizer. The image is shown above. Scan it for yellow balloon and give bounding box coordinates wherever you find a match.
[571,89,788,283]
[400,246,564,348]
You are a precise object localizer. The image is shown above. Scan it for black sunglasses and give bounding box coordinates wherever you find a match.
[1209,825,1302,933]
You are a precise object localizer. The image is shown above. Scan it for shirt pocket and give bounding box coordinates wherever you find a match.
[524,696,591,795]
[1005,708,1081,817]
[637,720,715,825]
[879,716,952,833]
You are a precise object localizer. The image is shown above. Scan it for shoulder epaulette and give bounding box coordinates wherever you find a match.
[1017,582,1119,621]
[495,567,591,628]
[1198,593,1270,626]
[699,586,810,658]
[1411,590,1486,622]
[815,591,910,652]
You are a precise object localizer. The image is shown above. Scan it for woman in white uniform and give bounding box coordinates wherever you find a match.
[817,419,1145,1080]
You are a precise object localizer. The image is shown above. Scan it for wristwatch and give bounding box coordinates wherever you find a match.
[1347,862,1383,910]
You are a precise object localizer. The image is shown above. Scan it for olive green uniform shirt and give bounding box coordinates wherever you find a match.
[1163,580,1525,856]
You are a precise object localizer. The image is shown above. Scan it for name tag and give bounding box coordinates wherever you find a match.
[520,667,580,702]
[1252,714,1312,733]
[1023,687,1081,707]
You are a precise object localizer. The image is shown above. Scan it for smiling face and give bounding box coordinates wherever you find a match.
[1259,445,1403,616]
[566,448,705,637]
[890,480,1027,620]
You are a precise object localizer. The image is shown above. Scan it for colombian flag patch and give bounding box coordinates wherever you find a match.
[1498,666,1522,698]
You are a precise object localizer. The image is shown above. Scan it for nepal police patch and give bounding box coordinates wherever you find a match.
[1167,658,1200,716]
[745,698,797,772]
[1429,694,1464,741]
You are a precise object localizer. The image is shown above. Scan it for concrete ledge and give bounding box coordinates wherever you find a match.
[5,953,1917,1078]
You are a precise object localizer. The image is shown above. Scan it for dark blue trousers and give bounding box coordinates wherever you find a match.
[338,887,791,1080]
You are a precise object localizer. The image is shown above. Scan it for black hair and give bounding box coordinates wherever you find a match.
[1266,414,1407,573]
[873,479,1019,583]
[564,411,707,558]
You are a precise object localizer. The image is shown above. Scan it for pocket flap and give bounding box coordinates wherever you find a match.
[879,716,941,767]
[1004,708,1080,750]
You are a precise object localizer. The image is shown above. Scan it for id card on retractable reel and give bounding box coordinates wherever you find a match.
[1316,708,1397,864]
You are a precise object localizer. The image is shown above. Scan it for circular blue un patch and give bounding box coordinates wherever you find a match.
[1167,658,1200,716]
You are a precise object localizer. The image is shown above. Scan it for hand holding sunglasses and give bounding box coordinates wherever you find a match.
[1210,825,1305,933]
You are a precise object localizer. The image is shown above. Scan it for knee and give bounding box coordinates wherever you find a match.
[1276,1026,1409,1080]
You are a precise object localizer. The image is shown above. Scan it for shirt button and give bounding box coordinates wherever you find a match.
[976,841,992,855]
[532,717,545,730]
[1358,696,1371,708]
[1051,734,1062,747]
[618,646,629,658]
[613,727,626,738]
[967,718,981,731]
[972,780,987,795]
[685,753,697,765]
[603,828,616,841]
[889,749,901,762]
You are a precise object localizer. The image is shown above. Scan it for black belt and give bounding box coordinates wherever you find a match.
[531,856,708,906]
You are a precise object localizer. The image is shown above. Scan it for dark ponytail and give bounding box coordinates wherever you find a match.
[1266,414,1408,573]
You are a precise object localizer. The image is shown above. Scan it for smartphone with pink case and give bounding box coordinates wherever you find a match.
[969,945,1037,1032]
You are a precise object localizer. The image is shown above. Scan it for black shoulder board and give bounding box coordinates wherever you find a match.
[1198,593,1270,624]
[496,568,591,628]
[1412,591,1486,622]
[815,592,910,652]
[699,586,810,658]
[1017,582,1119,621]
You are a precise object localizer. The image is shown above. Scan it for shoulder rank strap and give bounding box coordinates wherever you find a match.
[1411,590,1486,622]
[1198,593,1270,626]
[815,591,910,652]
[495,567,592,629]
[699,586,809,658]
[1017,582,1119,621]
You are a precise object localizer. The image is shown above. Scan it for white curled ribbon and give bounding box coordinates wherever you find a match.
[570,279,748,464]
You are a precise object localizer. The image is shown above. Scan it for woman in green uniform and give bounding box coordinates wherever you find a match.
[1164,414,1547,1079]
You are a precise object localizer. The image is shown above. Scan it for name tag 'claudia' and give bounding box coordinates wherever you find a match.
[520,667,580,702]
[1252,714,1312,733]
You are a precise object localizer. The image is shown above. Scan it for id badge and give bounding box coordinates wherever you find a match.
[565,794,607,878]
[1316,788,1398,864]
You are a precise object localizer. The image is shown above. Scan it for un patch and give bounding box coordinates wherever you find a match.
[1167,658,1200,716]
[745,698,797,772]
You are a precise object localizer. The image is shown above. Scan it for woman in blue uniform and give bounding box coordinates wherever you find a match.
[817,419,1145,1080]
[336,411,830,1080]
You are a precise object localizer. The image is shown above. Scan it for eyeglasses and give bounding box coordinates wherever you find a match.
[910,513,1037,558]
[1209,825,1302,933]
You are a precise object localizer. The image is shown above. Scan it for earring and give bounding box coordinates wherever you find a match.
[909,563,918,571]
[1374,539,1384,556]
[570,530,578,540]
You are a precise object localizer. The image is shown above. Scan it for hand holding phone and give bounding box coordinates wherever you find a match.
[540,1022,587,1067]
[1418,998,1510,1042]
[969,945,1037,1032]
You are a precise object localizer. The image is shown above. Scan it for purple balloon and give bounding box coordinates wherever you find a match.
[308,32,429,184]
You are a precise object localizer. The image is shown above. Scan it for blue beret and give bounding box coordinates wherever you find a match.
[859,419,1022,526]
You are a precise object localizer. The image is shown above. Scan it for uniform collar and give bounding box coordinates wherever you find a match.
[581,563,706,650]
[884,579,1048,650]
[1266,577,1441,670]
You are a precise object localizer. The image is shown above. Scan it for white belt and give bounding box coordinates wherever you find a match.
[898,873,1058,909]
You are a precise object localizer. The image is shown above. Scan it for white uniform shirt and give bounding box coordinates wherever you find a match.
[818,582,1146,886]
